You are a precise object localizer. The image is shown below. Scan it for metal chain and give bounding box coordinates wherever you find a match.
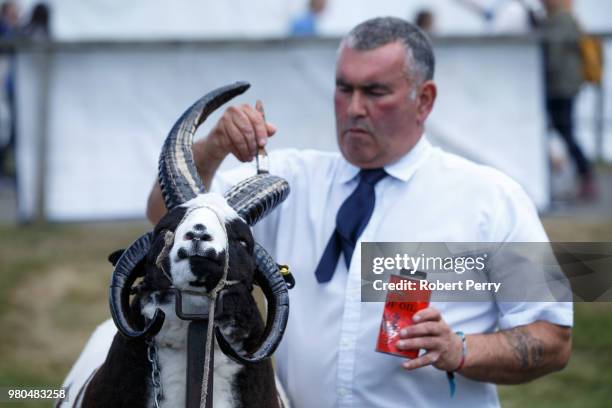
[147,340,164,408]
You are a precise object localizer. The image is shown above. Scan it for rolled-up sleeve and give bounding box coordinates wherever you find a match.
[489,183,574,329]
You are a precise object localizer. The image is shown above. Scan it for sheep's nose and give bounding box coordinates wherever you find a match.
[177,224,214,260]
[183,225,212,243]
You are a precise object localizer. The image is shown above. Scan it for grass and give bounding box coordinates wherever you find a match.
[0,221,149,407]
[498,217,612,408]
[497,303,612,408]
[0,218,610,407]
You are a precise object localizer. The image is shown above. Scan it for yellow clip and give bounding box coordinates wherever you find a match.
[278,264,295,289]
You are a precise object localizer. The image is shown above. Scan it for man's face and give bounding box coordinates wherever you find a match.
[334,41,435,168]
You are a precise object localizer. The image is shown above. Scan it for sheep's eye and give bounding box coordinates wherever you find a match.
[239,239,249,248]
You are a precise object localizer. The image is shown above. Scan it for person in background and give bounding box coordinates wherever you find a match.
[22,2,50,40]
[0,0,18,36]
[289,0,326,37]
[414,9,435,34]
[542,0,596,199]
[523,0,596,199]
[0,0,19,185]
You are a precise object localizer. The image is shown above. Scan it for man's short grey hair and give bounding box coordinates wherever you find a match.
[342,16,435,85]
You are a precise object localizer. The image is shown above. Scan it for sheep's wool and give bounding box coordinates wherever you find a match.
[181,193,241,223]
[142,297,242,408]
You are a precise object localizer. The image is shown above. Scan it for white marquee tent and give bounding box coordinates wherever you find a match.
[11,0,612,221]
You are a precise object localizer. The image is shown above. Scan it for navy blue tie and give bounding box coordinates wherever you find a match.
[315,168,387,283]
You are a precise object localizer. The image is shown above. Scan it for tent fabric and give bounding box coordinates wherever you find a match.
[16,0,612,40]
[15,38,562,221]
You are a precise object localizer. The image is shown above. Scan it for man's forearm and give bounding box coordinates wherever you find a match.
[146,137,227,224]
[459,321,572,384]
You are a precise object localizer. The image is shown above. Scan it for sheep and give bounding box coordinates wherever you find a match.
[58,82,292,408]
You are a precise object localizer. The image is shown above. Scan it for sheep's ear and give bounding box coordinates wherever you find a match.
[108,249,125,267]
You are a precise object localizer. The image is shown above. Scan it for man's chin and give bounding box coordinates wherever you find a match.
[341,147,379,168]
[338,134,381,166]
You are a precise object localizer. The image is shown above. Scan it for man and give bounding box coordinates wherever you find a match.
[148,17,571,407]
[521,0,596,199]
[541,0,596,199]
[414,9,435,34]
[0,0,19,183]
[289,0,326,37]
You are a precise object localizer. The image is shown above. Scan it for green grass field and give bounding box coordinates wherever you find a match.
[0,218,610,407]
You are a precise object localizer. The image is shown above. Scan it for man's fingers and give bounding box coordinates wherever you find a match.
[401,351,440,371]
[223,117,252,162]
[214,102,275,162]
[255,99,264,113]
[396,336,440,351]
[255,100,277,144]
[399,322,442,338]
[266,122,277,136]
[412,307,441,323]
[243,104,269,148]
[230,107,258,157]
[219,119,240,159]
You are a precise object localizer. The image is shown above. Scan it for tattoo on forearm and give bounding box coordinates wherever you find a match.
[503,327,545,370]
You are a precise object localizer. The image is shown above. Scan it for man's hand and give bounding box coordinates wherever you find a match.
[146,100,276,224]
[395,307,572,384]
[205,101,277,163]
[396,307,463,372]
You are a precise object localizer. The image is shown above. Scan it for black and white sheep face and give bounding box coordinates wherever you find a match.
[154,193,256,293]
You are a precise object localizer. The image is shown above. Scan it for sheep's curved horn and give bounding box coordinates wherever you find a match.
[159,81,251,210]
[109,232,165,339]
[223,173,290,225]
[216,243,289,364]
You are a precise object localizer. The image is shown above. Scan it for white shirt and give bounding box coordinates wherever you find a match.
[213,136,573,408]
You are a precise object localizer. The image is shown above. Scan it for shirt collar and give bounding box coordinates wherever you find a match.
[338,135,432,184]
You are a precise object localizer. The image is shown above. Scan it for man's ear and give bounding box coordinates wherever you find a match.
[108,249,125,266]
[416,80,437,125]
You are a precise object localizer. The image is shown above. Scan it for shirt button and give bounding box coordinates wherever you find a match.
[341,339,350,348]
[338,388,348,397]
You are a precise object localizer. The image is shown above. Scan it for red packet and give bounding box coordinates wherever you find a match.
[375,271,431,358]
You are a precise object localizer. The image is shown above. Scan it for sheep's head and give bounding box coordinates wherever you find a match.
[109,82,290,364]
[151,193,252,293]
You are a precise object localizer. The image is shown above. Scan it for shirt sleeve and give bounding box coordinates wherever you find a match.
[488,183,574,329]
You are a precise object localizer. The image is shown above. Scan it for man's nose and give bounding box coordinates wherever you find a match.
[347,91,366,118]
